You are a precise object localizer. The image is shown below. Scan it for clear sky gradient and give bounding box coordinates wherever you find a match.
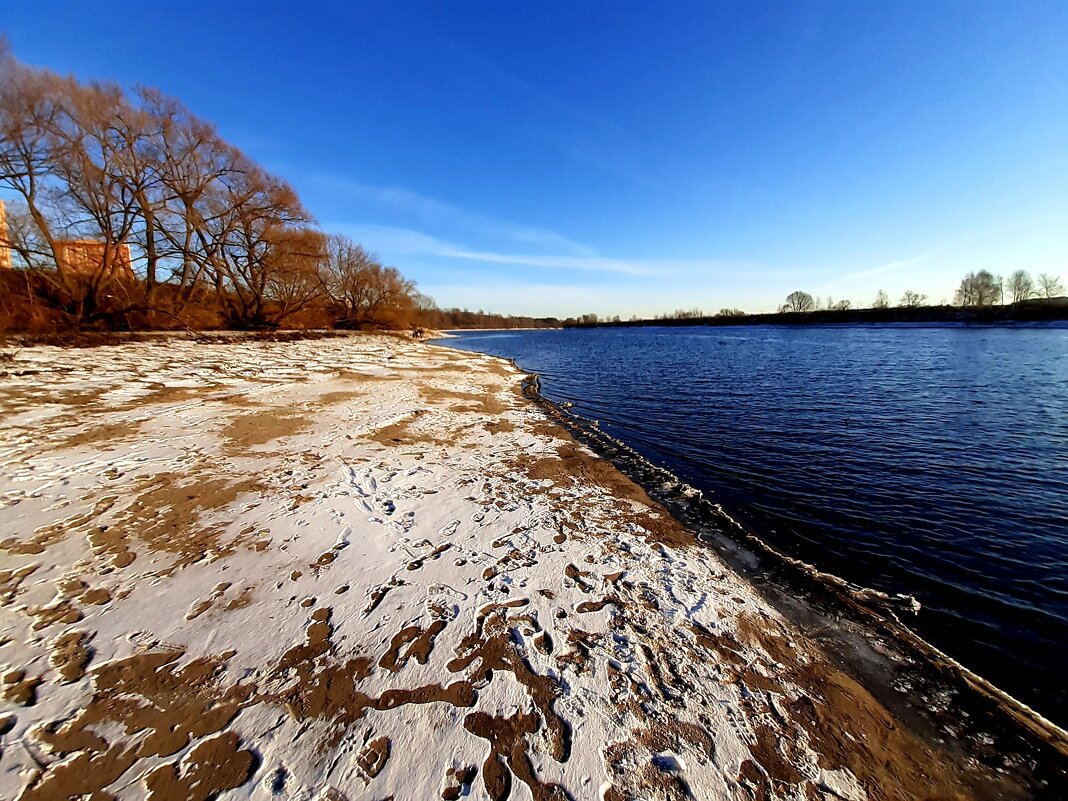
[4,2,1067,316]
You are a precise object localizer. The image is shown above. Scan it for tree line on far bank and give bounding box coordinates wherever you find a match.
[0,45,545,334]
[568,269,1065,327]
[778,269,1063,315]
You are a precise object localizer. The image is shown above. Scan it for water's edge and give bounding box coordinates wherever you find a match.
[513,366,1068,795]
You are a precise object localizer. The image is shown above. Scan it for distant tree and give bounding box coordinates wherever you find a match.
[1037,273,1065,299]
[578,313,599,325]
[716,307,745,317]
[899,290,928,308]
[1006,270,1034,303]
[954,270,1001,307]
[783,290,815,313]
[412,291,437,313]
[872,290,890,309]
[671,307,705,319]
[831,299,851,311]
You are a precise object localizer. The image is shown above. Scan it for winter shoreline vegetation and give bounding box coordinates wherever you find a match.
[0,45,559,335]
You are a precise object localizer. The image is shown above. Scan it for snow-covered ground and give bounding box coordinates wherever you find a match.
[0,335,982,800]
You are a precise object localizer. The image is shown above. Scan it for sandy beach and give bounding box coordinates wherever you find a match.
[0,334,1035,800]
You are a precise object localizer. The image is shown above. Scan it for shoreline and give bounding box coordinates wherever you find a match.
[0,332,1062,799]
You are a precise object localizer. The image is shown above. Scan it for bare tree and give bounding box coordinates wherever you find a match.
[116,87,182,298]
[783,290,815,312]
[831,299,851,311]
[320,234,416,327]
[665,307,705,319]
[48,82,148,320]
[1005,270,1033,303]
[321,235,380,325]
[210,166,319,327]
[155,115,245,310]
[872,289,890,309]
[263,226,326,321]
[1036,273,1064,299]
[899,290,927,308]
[954,270,1001,307]
[0,49,74,286]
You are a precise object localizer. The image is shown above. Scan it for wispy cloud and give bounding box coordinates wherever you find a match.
[326,224,654,275]
[327,224,458,257]
[437,248,665,277]
[821,251,939,289]
[308,175,597,256]
[327,223,751,279]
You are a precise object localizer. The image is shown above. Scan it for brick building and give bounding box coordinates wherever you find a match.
[0,202,133,280]
[53,239,135,282]
[0,200,10,270]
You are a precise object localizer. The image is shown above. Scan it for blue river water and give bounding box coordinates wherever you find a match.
[440,324,1068,726]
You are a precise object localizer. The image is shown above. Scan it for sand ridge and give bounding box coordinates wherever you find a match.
[0,333,1004,800]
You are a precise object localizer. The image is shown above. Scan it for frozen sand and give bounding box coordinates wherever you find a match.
[0,334,993,800]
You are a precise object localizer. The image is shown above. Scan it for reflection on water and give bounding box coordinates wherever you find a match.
[441,324,1068,726]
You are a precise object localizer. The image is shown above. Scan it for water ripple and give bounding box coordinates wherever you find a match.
[443,323,1068,726]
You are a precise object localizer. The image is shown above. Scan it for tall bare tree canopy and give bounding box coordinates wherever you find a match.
[782,290,815,313]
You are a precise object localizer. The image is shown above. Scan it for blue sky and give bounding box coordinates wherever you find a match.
[3,2,1067,316]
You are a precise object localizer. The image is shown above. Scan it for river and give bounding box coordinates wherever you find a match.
[440,323,1068,727]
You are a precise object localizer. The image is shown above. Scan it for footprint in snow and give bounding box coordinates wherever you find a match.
[394,510,416,533]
